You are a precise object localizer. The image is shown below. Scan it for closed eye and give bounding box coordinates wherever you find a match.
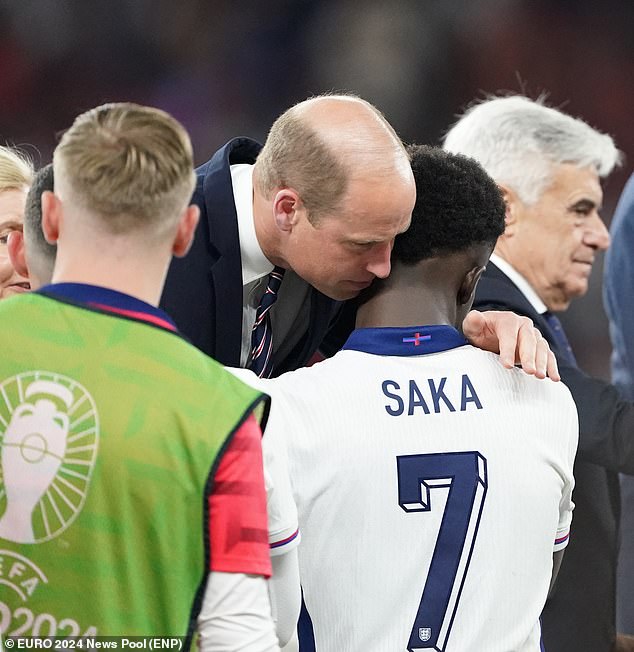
[0,222,22,245]
[569,199,599,217]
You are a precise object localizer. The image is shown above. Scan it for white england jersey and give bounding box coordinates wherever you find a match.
[260,325,578,652]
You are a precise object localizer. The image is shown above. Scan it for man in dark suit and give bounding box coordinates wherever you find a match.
[444,94,634,652]
[161,94,557,379]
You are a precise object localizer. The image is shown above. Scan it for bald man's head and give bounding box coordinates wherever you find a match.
[254,94,411,223]
[252,94,415,301]
[294,95,405,159]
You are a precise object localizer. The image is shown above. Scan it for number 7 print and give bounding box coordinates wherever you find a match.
[396,451,488,651]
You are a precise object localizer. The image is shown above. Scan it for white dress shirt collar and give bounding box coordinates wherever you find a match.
[231,163,273,286]
[489,252,548,315]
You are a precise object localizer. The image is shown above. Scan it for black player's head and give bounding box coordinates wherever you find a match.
[356,145,505,327]
[394,144,505,266]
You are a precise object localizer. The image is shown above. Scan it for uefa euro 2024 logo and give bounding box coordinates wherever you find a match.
[0,372,99,544]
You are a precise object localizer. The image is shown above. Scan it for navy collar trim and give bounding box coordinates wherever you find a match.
[37,283,178,332]
[341,325,468,356]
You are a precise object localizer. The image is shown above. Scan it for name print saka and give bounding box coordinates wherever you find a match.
[381,374,483,417]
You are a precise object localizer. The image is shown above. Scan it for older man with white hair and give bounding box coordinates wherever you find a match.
[444,94,634,652]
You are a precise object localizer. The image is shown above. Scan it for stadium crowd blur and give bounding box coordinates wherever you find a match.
[0,0,632,377]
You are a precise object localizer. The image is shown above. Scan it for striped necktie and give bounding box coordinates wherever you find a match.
[248,267,285,378]
[543,311,577,367]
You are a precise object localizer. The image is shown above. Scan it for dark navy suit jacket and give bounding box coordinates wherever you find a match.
[476,262,624,652]
[160,138,347,375]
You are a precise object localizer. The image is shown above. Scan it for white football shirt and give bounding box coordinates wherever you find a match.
[259,325,578,652]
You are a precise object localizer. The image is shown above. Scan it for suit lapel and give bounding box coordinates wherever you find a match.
[274,288,343,375]
[476,262,564,359]
[200,138,262,366]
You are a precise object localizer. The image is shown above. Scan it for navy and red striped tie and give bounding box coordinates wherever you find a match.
[249,266,285,378]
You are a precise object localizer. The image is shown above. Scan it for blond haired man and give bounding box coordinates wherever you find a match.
[161,94,558,382]
[0,103,279,650]
[0,144,33,299]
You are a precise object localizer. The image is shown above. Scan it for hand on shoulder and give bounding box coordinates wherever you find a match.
[462,310,560,381]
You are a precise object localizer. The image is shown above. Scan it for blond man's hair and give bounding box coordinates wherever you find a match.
[255,94,407,224]
[0,145,34,193]
[53,102,195,236]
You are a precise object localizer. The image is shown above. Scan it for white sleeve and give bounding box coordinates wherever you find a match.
[197,571,280,652]
[223,367,300,555]
[264,415,300,556]
[269,548,302,648]
[554,394,579,553]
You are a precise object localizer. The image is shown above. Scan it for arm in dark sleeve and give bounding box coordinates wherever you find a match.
[559,361,634,474]
[476,299,634,474]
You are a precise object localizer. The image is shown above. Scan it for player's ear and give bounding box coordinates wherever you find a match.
[41,191,62,244]
[458,265,486,307]
[172,204,200,258]
[7,230,29,278]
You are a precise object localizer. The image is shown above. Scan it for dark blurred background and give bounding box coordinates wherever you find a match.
[1,0,632,379]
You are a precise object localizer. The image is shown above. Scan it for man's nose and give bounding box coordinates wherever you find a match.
[366,243,392,279]
[585,213,610,251]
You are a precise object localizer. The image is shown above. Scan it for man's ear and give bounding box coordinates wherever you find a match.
[458,265,486,306]
[498,184,520,234]
[172,204,200,258]
[272,188,302,232]
[41,191,62,244]
[7,230,29,278]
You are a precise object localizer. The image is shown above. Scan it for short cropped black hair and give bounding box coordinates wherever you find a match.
[392,145,505,265]
[24,163,56,263]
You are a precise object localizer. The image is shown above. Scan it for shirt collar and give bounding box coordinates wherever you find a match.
[489,252,548,315]
[342,325,468,356]
[231,163,273,286]
[37,283,177,332]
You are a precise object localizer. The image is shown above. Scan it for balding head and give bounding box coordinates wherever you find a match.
[255,94,411,223]
[253,94,415,301]
[295,95,406,162]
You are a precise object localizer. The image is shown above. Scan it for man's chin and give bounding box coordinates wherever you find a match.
[355,282,382,306]
[315,282,371,302]
[325,288,360,302]
[550,290,580,312]
[568,281,589,300]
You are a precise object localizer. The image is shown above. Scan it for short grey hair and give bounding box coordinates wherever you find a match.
[443,95,622,205]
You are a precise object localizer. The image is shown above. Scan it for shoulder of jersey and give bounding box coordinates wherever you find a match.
[463,348,576,401]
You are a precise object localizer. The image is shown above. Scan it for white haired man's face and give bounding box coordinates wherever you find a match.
[506,163,608,312]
